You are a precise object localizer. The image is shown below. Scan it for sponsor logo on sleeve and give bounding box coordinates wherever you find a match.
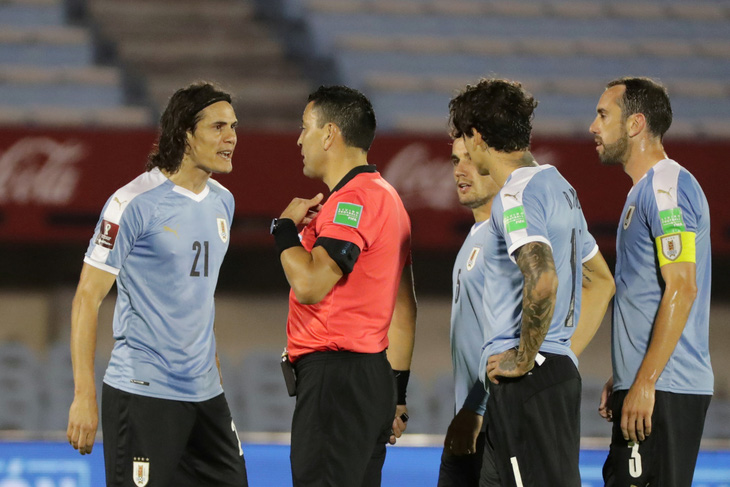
[659,208,685,234]
[132,457,150,486]
[660,234,682,261]
[95,219,119,249]
[333,202,363,228]
[503,206,527,233]
[217,217,228,243]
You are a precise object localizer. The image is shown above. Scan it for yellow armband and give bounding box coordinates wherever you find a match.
[656,231,696,267]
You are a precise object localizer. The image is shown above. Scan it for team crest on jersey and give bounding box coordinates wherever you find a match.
[132,457,150,486]
[466,246,481,271]
[217,217,228,243]
[623,205,635,230]
[660,234,682,261]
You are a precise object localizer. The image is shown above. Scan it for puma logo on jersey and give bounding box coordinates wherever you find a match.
[504,191,521,201]
[163,225,179,238]
[657,187,674,198]
[113,197,127,210]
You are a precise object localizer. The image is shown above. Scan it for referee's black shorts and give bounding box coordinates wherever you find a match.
[290,350,396,487]
[101,384,248,487]
[603,389,711,487]
[484,352,582,487]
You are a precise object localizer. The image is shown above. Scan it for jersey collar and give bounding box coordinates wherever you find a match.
[332,164,378,192]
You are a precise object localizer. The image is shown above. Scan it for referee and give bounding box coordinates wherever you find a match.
[272,85,417,487]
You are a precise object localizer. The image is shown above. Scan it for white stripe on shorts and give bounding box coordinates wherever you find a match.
[510,456,524,487]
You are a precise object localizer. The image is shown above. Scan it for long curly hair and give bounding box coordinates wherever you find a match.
[449,78,538,153]
[146,82,232,174]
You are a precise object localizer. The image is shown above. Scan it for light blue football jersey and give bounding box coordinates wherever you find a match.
[451,220,490,416]
[84,168,234,401]
[612,159,712,395]
[478,165,598,384]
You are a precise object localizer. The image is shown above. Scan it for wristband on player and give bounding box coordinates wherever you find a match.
[270,218,303,254]
[393,369,410,405]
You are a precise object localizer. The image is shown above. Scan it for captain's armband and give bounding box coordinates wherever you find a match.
[656,231,696,267]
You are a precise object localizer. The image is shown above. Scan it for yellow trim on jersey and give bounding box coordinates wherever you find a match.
[655,231,696,267]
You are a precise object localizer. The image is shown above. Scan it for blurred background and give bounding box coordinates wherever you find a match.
[1,0,729,485]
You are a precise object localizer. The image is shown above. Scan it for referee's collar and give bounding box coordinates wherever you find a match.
[332,164,378,192]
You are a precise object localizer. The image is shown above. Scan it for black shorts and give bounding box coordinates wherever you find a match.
[603,389,711,487]
[484,353,582,487]
[101,384,248,487]
[290,350,396,487]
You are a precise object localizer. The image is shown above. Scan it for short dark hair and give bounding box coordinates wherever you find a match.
[606,77,672,139]
[307,85,376,152]
[449,78,538,153]
[147,82,232,173]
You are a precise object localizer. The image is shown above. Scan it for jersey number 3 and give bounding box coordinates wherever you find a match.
[191,241,209,277]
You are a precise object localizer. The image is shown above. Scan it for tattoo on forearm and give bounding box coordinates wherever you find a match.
[516,242,556,363]
[582,263,593,283]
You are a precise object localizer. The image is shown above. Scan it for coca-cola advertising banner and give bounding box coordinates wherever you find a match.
[0,128,727,255]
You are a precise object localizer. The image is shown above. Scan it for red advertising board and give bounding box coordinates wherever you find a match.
[0,128,727,255]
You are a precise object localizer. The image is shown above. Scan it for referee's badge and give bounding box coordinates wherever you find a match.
[466,246,481,271]
[132,457,150,486]
[623,205,635,230]
[660,234,682,261]
[217,217,228,243]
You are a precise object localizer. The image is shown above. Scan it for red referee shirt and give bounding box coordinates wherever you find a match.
[286,165,412,362]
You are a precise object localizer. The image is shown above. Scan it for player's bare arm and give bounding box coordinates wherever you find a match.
[67,263,116,455]
[621,261,697,442]
[386,265,417,444]
[570,250,615,357]
[487,241,557,383]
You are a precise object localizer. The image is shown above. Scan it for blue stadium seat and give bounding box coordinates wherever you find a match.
[277,0,730,136]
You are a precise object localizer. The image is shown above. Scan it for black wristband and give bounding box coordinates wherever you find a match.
[393,369,410,405]
[272,218,302,254]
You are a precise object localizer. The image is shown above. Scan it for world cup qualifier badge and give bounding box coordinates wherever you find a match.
[95,219,120,249]
[133,457,150,486]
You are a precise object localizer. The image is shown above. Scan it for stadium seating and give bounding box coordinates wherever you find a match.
[270,0,730,136]
[0,0,150,126]
[86,0,312,130]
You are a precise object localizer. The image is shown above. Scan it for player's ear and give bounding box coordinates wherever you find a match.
[471,129,487,150]
[184,129,194,154]
[627,113,646,138]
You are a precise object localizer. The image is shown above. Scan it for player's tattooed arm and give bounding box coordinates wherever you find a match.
[487,242,558,384]
[582,262,593,283]
[487,241,558,383]
[515,241,558,366]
